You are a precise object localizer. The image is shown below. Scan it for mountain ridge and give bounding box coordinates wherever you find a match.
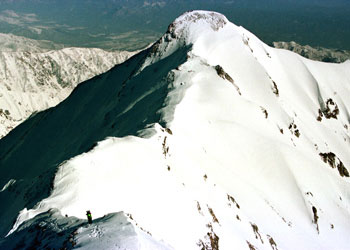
[0,10,349,250]
[0,33,64,52]
[273,41,350,63]
[0,45,136,138]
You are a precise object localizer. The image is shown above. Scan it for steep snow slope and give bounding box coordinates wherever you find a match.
[0,47,136,137]
[0,11,350,250]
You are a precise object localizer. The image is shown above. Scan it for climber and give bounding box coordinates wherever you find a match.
[86,210,92,224]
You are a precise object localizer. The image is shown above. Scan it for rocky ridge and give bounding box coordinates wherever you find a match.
[273,41,350,63]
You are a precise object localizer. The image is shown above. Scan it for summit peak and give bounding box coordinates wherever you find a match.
[166,10,229,42]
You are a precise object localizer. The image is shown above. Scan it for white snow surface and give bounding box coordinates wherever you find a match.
[0,46,136,137]
[1,10,350,250]
[0,209,172,249]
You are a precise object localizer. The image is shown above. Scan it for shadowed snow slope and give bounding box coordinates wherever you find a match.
[1,10,350,250]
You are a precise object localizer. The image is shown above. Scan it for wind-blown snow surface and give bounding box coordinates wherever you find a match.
[1,11,350,249]
[0,46,135,137]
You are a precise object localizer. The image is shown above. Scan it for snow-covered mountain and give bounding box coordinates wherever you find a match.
[273,41,350,63]
[0,10,350,250]
[0,46,136,138]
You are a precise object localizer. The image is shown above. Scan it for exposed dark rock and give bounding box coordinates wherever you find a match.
[208,207,219,224]
[197,201,204,216]
[272,80,279,97]
[289,122,300,138]
[227,194,240,209]
[267,235,278,250]
[250,223,263,244]
[246,240,257,250]
[317,109,323,121]
[321,99,339,119]
[214,65,241,95]
[312,206,319,233]
[261,107,268,119]
[215,65,234,84]
[319,152,349,177]
[197,223,219,250]
[165,128,173,135]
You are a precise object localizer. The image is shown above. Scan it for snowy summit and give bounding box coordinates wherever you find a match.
[0,10,350,250]
[168,11,228,41]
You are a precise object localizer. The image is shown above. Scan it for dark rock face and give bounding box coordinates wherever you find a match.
[319,152,349,177]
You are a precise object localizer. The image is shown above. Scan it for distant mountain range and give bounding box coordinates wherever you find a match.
[0,34,136,137]
[0,33,64,52]
[273,41,350,63]
[0,0,349,50]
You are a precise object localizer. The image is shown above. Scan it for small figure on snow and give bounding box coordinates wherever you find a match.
[86,210,92,224]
